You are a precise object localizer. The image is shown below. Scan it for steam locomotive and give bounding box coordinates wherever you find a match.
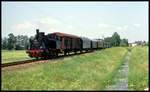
[26,29,111,59]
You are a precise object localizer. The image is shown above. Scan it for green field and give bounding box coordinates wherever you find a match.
[128,46,149,90]
[2,50,32,63]
[2,47,127,90]
[1,50,82,64]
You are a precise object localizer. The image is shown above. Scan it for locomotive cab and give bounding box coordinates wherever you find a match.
[47,33,62,49]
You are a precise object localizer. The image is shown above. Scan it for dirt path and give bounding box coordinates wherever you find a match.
[104,51,131,90]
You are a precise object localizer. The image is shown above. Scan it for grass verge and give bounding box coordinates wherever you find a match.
[2,50,33,64]
[2,47,127,90]
[128,46,149,90]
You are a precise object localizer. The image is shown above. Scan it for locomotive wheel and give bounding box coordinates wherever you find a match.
[64,51,67,56]
[36,57,39,60]
[52,52,57,58]
[56,52,58,57]
[80,50,82,53]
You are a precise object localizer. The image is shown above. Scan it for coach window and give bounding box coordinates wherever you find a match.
[50,35,52,38]
[50,35,53,38]
[58,36,61,41]
[56,36,58,40]
[60,37,62,41]
[53,35,55,39]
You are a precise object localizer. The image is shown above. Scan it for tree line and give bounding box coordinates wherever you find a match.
[104,32,129,47]
[2,32,129,50]
[2,33,34,50]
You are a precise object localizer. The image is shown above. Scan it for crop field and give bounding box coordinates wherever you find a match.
[2,47,127,90]
[2,50,33,64]
[128,46,149,90]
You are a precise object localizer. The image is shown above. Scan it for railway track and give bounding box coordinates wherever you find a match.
[1,59,41,68]
[2,50,94,68]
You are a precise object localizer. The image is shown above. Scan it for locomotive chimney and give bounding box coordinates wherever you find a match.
[36,29,39,40]
[36,29,39,35]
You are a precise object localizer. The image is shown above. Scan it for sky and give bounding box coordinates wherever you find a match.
[2,1,149,42]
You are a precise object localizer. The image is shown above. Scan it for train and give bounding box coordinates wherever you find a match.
[26,29,111,59]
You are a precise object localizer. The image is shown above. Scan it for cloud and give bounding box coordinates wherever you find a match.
[116,26,122,30]
[39,18,61,24]
[134,24,141,27]
[47,28,60,33]
[123,25,128,30]
[68,25,73,29]
[68,16,74,19]
[98,23,109,28]
[116,25,128,30]
[12,17,62,31]
[13,22,35,30]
